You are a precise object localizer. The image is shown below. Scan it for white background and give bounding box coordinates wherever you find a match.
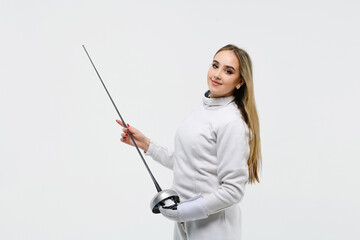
[1,0,359,239]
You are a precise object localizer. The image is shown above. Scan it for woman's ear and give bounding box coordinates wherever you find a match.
[236,78,244,89]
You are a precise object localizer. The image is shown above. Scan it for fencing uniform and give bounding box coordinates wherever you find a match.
[145,90,250,240]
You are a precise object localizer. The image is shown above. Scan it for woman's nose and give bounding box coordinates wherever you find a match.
[213,70,221,80]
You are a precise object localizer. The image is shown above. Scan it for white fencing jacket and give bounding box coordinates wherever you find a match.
[145,90,250,239]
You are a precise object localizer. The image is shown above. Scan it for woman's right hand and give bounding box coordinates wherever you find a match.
[116,120,150,152]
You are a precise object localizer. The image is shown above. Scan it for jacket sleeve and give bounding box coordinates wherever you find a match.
[144,140,175,170]
[202,119,250,215]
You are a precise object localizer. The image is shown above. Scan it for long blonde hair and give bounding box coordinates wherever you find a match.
[215,44,262,184]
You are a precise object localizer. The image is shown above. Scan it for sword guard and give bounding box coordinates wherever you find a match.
[150,189,180,214]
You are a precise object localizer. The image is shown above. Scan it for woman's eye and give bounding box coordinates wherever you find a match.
[225,70,233,74]
[212,64,218,69]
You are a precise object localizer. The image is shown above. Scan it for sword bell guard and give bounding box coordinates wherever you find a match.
[150,189,180,214]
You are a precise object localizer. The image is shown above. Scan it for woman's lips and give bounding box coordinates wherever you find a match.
[211,80,222,86]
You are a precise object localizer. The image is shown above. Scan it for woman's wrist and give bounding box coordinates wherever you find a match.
[178,196,208,222]
[143,137,150,152]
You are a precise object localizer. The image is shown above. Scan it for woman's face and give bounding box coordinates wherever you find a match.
[207,50,243,98]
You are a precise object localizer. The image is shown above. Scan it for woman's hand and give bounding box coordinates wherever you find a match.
[116,120,150,152]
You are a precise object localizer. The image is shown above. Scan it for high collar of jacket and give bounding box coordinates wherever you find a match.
[202,90,235,109]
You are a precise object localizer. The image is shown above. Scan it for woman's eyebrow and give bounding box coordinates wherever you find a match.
[225,65,236,71]
[213,59,236,72]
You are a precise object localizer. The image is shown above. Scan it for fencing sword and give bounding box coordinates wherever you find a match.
[82,45,179,213]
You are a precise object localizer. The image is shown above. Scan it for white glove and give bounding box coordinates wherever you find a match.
[159,195,208,222]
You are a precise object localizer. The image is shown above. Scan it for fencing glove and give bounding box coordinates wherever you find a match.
[159,195,208,222]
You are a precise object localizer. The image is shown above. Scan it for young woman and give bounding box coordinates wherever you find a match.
[117,44,261,240]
